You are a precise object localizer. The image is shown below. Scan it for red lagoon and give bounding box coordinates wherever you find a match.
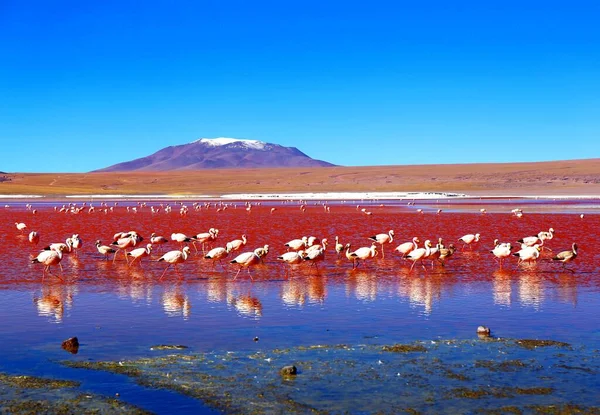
[0,199,599,413]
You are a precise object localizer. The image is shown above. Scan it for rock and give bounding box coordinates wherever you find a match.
[477,326,491,338]
[253,337,259,342]
[280,365,297,376]
[62,337,79,354]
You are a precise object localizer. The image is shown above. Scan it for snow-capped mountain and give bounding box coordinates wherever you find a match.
[93,138,335,171]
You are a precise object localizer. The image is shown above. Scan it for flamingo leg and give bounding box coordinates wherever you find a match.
[233,267,242,279]
[159,264,171,280]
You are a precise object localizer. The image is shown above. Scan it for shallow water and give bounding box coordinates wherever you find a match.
[1,199,599,413]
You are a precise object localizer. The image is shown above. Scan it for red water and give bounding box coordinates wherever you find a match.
[1,199,599,411]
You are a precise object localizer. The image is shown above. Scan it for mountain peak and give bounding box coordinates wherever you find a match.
[93,137,336,171]
[192,137,268,150]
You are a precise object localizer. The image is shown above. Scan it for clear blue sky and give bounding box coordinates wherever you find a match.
[1,1,599,172]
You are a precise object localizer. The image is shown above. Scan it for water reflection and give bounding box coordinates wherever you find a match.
[281,275,327,307]
[227,292,262,319]
[162,284,191,319]
[346,271,378,303]
[492,269,513,306]
[518,271,545,310]
[33,284,77,323]
[396,275,442,315]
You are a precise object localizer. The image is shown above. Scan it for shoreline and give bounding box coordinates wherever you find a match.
[2,191,600,201]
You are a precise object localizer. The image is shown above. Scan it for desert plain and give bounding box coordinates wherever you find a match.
[2,158,600,197]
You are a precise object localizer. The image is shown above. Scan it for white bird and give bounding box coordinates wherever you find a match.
[334,236,345,256]
[514,244,541,265]
[15,222,27,233]
[204,246,231,269]
[346,242,378,269]
[150,233,169,252]
[127,244,153,266]
[193,228,218,253]
[394,237,420,258]
[254,245,270,262]
[96,240,116,260]
[28,231,40,245]
[158,246,191,279]
[368,230,394,258]
[226,234,247,252]
[32,244,66,279]
[277,250,305,275]
[406,240,432,271]
[111,235,139,263]
[491,240,512,268]
[230,251,262,279]
[285,236,308,251]
[304,239,327,269]
[458,233,480,250]
[43,238,73,254]
[171,232,193,246]
[70,234,83,256]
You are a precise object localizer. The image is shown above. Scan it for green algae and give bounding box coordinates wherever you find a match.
[59,338,600,414]
[149,344,188,351]
[0,373,151,415]
[0,374,79,389]
[515,339,572,350]
[382,344,428,353]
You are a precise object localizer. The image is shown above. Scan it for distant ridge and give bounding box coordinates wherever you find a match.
[93,138,335,172]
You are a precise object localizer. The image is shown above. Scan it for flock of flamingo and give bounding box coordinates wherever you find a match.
[13,200,580,281]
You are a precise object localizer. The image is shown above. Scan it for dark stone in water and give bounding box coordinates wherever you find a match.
[253,337,259,342]
[280,365,297,376]
[61,337,79,354]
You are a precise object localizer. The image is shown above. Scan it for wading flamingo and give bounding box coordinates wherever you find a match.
[158,246,191,279]
[369,230,394,258]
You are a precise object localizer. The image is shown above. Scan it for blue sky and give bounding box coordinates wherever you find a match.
[1,1,599,172]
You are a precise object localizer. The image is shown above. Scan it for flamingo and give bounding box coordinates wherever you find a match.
[347,242,378,269]
[458,233,480,250]
[158,246,191,279]
[95,240,116,260]
[438,244,456,267]
[491,240,512,268]
[254,245,270,262]
[204,245,232,269]
[111,235,139,264]
[277,250,305,275]
[406,240,432,271]
[15,222,27,233]
[230,251,261,279]
[43,238,73,254]
[425,238,442,267]
[334,236,345,256]
[32,244,66,279]
[517,234,541,247]
[285,236,308,251]
[150,233,169,252]
[551,243,578,271]
[193,228,218,253]
[304,239,327,270]
[127,244,153,266]
[395,237,420,259]
[368,230,394,258]
[70,234,83,256]
[171,232,193,249]
[226,234,247,252]
[28,231,40,244]
[514,244,541,265]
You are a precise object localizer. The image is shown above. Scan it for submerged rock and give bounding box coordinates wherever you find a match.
[61,337,79,354]
[150,344,189,351]
[280,365,297,376]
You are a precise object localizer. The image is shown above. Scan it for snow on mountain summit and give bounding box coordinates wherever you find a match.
[193,137,268,150]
